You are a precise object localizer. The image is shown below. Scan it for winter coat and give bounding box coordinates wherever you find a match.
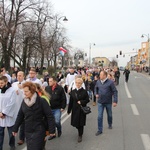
[67,88,89,127]
[123,69,130,76]
[95,79,118,104]
[13,95,55,150]
[45,84,66,109]
[114,70,120,78]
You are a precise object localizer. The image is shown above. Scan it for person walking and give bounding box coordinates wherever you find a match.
[26,68,42,85]
[114,67,120,85]
[35,83,51,149]
[65,67,77,92]
[67,78,89,143]
[90,75,99,106]
[68,75,85,94]
[12,71,26,145]
[0,66,11,83]
[12,82,55,150]
[123,68,130,82]
[0,76,17,150]
[45,76,66,140]
[95,71,118,136]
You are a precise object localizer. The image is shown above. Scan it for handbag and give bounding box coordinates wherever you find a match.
[75,92,91,115]
[80,105,91,115]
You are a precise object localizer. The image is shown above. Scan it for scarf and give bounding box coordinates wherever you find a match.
[24,93,37,107]
[52,83,57,91]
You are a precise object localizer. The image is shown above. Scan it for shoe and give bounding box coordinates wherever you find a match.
[95,131,102,136]
[58,131,62,137]
[10,147,16,150]
[78,136,82,143]
[93,102,96,106]
[108,125,112,129]
[17,140,24,145]
[48,135,56,140]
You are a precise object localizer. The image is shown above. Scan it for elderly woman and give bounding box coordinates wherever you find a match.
[12,82,55,150]
[67,78,89,143]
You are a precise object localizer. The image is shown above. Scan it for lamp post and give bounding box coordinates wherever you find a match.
[52,15,68,74]
[89,43,95,66]
[141,34,150,75]
[74,52,84,69]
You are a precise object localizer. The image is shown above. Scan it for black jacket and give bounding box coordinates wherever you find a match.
[13,95,55,134]
[90,79,98,92]
[67,88,89,127]
[45,84,66,109]
[114,70,120,78]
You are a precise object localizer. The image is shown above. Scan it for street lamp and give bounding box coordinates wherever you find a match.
[141,33,150,75]
[63,16,68,21]
[89,43,95,66]
[52,15,68,74]
[141,34,149,42]
[74,52,84,68]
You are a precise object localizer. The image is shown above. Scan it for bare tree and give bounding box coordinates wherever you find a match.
[0,0,41,71]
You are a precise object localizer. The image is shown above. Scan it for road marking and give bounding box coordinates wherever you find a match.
[61,111,67,118]
[61,114,71,124]
[124,82,132,98]
[131,104,139,115]
[141,134,150,150]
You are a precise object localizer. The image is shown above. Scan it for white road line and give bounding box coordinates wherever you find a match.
[124,82,132,98]
[141,134,150,150]
[131,104,139,115]
[61,114,71,124]
[61,111,67,118]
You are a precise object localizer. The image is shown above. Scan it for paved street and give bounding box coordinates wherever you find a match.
[3,71,150,150]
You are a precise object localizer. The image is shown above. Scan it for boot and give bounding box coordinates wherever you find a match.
[78,136,82,143]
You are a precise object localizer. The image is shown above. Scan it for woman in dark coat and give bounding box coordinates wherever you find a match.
[12,82,55,150]
[67,78,89,143]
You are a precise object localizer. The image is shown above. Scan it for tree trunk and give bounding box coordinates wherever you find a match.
[22,37,28,72]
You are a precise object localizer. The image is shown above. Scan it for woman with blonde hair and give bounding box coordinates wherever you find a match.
[68,78,89,143]
[35,83,50,105]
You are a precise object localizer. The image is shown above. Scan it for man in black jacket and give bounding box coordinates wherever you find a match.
[123,68,130,82]
[45,76,66,140]
[114,67,120,85]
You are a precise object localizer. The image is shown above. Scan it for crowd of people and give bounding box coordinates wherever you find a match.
[0,65,131,150]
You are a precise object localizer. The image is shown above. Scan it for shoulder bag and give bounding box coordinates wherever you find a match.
[75,92,91,115]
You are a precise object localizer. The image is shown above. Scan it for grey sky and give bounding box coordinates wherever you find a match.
[50,0,150,66]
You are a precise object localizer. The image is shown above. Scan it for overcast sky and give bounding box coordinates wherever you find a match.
[49,0,150,66]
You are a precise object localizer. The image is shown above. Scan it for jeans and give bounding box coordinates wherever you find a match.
[0,126,15,150]
[87,90,92,100]
[97,103,112,132]
[52,109,62,133]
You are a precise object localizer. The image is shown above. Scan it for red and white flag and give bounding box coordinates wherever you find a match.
[59,47,67,53]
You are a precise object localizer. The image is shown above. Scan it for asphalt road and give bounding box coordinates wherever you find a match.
[3,71,150,150]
